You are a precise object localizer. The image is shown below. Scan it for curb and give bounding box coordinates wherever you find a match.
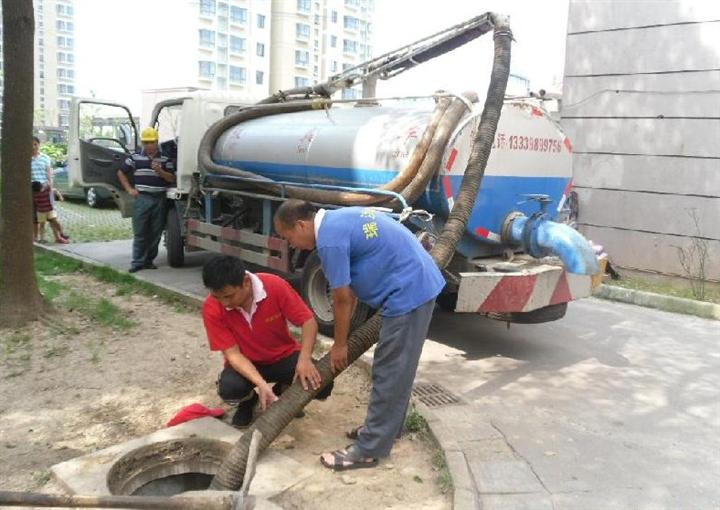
[419,405,479,510]
[34,245,461,506]
[595,284,720,321]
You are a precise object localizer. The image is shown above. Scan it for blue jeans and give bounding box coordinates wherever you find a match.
[131,192,166,269]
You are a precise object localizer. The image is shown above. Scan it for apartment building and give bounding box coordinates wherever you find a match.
[0,0,76,132]
[269,0,374,99]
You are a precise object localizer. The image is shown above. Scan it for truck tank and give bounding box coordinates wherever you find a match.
[211,99,573,259]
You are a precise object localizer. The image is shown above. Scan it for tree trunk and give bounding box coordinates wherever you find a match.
[0,0,45,327]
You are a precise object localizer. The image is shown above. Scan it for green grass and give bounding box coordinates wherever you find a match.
[607,277,720,304]
[55,201,133,242]
[404,407,454,494]
[34,250,196,312]
[405,408,429,433]
[62,291,136,331]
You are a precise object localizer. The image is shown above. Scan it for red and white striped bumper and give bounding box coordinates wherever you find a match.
[455,258,596,313]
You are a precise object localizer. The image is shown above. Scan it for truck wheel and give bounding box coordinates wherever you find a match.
[301,251,372,337]
[166,205,185,268]
[485,303,568,324]
[436,292,458,312]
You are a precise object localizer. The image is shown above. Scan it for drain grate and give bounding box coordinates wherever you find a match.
[412,382,461,408]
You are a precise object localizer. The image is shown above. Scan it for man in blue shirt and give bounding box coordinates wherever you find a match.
[275,200,445,471]
[117,127,176,273]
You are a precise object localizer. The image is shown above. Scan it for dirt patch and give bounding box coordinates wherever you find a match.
[0,273,450,509]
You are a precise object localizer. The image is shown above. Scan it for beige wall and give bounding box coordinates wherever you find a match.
[562,0,720,281]
[270,0,373,96]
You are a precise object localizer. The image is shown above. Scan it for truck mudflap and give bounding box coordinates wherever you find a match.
[455,255,603,314]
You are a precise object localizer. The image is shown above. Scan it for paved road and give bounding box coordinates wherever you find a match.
[52,240,720,509]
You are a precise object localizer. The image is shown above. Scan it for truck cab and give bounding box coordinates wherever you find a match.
[68,93,252,218]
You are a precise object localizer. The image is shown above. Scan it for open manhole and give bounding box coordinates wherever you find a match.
[412,382,461,408]
[107,438,231,496]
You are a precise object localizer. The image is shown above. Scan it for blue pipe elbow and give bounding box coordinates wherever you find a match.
[508,215,599,275]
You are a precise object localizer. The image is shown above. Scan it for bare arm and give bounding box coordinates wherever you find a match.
[46,164,54,189]
[150,161,176,184]
[223,345,277,409]
[294,318,322,390]
[330,286,356,373]
[117,169,139,197]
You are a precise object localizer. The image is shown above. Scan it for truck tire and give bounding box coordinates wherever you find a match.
[485,303,568,324]
[436,292,458,312]
[301,251,372,337]
[165,205,185,268]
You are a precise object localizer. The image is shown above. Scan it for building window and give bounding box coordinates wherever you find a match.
[200,0,216,16]
[58,99,71,110]
[57,68,74,79]
[330,35,337,48]
[217,2,228,15]
[257,14,266,28]
[256,70,264,85]
[59,114,69,127]
[343,39,357,54]
[295,50,309,67]
[56,20,74,32]
[342,88,359,99]
[297,0,310,13]
[344,16,359,29]
[344,0,360,6]
[331,10,338,23]
[199,61,216,78]
[230,6,247,23]
[342,63,352,71]
[230,36,246,53]
[331,60,337,73]
[57,36,74,49]
[295,76,310,88]
[56,3,74,16]
[58,52,74,64]
[57,84,75,95]
[256,42,265,57]
[229,66,246,83]
[199,29,215,47]
[217,33,227,48]
[217,77,227,89]
[296,23,310,39]
[314,14,320,25]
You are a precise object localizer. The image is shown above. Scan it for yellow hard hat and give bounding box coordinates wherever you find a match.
[140,127,159,142]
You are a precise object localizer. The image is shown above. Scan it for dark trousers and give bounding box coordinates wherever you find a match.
[356,298,436,458]
[131,192,166,269]
[217,351,333,405]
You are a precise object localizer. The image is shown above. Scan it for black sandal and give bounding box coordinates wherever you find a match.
[320,444,378,471]
[345,425,364,440]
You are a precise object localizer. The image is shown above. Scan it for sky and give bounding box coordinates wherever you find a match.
[75,0,569,113]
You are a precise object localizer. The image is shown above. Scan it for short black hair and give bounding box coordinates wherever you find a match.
[274,199,316,228]
[31,181,43,192]
[32,136,40,144]
[202,256,247,290]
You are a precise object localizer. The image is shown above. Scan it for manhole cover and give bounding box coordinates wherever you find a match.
[412,382,461,408]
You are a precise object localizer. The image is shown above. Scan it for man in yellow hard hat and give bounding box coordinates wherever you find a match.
[117,127,176,273]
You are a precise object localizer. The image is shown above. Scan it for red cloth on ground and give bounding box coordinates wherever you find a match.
[166,403,225,427]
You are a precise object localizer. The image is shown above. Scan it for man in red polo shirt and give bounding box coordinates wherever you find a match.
[202,256,332,427]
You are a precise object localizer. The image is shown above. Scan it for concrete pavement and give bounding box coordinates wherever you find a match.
[46,240,720,509]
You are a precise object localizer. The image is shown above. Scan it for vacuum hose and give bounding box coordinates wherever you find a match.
[209,13,512,490]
